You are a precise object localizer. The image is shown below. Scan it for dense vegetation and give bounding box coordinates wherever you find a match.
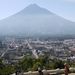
[17,56,65,71]
[0,59,15,75]
[0,56,75,75]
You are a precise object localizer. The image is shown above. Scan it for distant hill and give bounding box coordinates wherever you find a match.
[0,4,75,36]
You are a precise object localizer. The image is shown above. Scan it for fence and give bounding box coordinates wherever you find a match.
[11,68,75,75]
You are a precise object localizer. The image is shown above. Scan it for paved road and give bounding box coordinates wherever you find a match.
[32,49,38,59]
[1,49,9,57]
[26,40,38,59]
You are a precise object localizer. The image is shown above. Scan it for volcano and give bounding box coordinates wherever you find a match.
[0,4,75,36]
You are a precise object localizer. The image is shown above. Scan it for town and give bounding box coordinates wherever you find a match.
[0,36,75,65]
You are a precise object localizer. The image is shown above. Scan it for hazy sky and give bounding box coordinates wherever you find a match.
[0,0,75,22]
